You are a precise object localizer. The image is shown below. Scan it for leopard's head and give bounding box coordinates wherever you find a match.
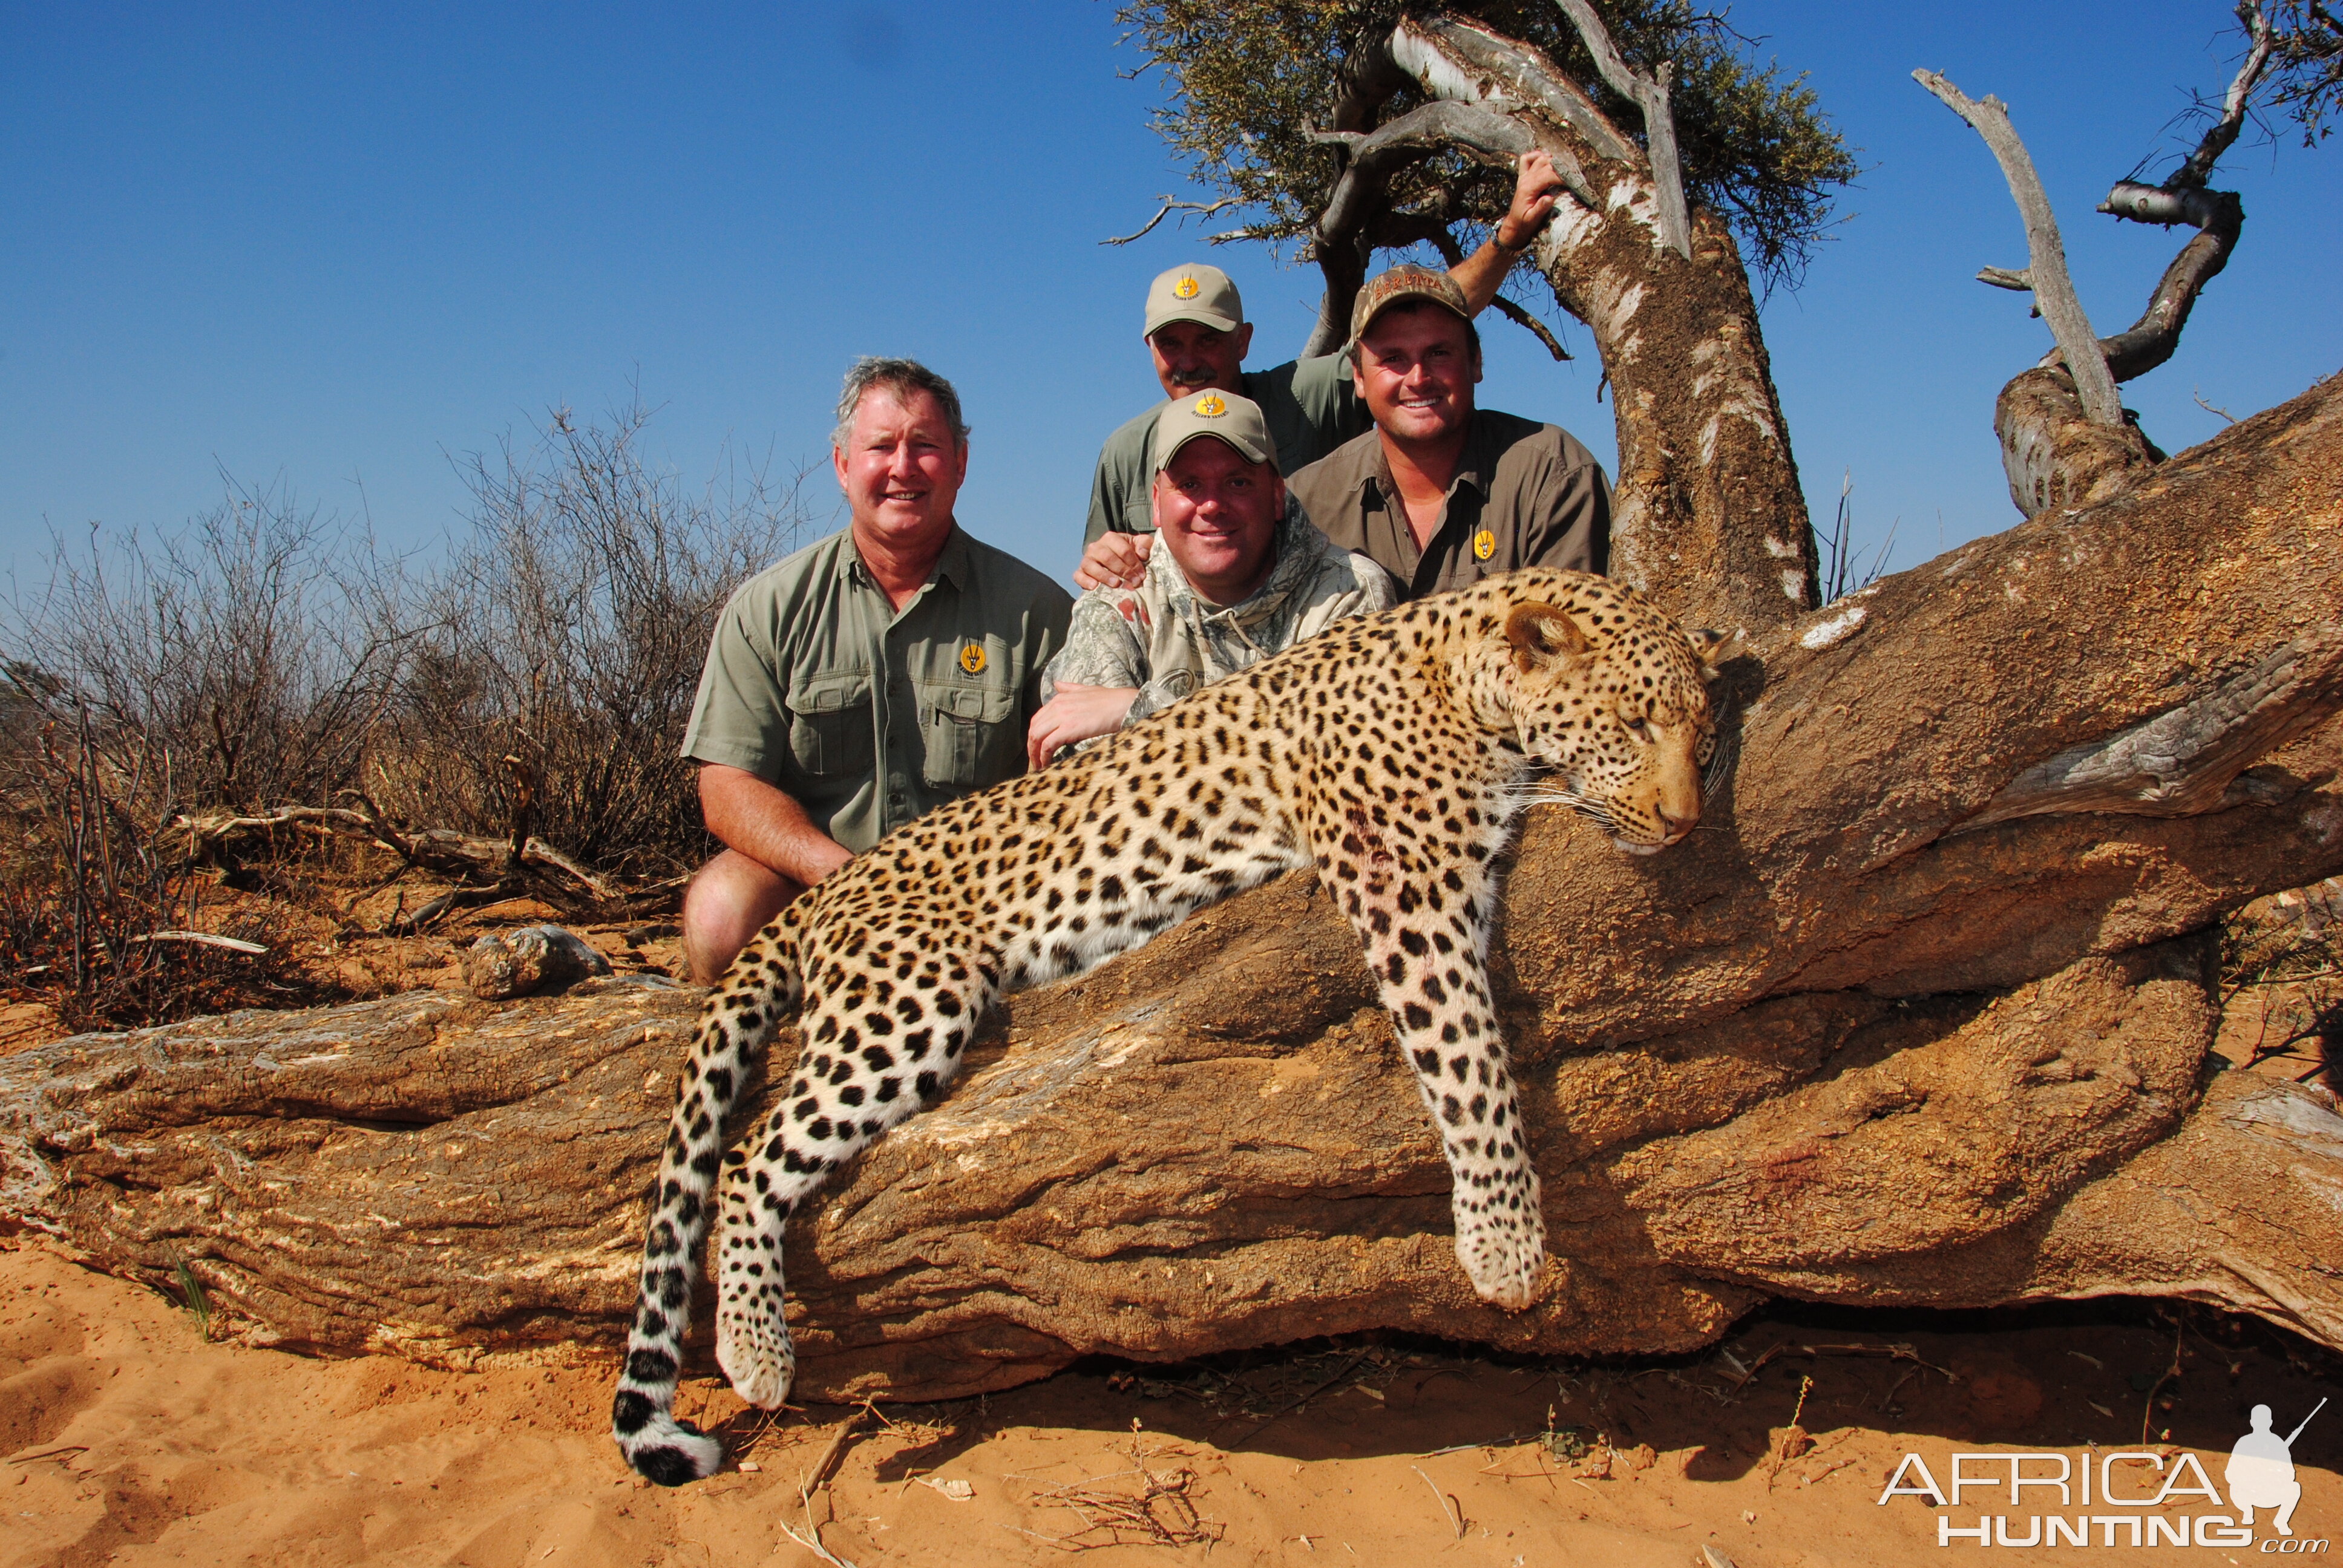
[1493,576,1724,855]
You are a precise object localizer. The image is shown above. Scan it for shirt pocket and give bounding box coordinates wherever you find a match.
[919,679,1018,789]
[785,671,874,780]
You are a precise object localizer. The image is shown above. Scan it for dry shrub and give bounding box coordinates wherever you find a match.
[375,402,806,876]
[0,682,321,1031]
[0,403,809,1028]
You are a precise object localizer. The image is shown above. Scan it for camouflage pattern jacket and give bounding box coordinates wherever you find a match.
[1044,508,1397,725]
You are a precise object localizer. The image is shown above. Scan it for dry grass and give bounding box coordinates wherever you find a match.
[0,402,806,1031]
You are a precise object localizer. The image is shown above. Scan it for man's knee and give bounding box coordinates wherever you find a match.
[682,851,804,984]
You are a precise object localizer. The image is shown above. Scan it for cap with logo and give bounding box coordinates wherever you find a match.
[1144,264,1245,337]
[1151,389,1276,472]
[1346,263,1471,351]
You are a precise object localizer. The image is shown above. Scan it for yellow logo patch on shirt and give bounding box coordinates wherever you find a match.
[1173,275,1200,299]
[958,642,987,675]
[1194,393,1227,417]
[1473,528,1497,561]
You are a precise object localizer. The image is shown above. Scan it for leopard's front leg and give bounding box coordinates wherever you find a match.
[1317,812,1546,1308]
[1379,938,1546,1309]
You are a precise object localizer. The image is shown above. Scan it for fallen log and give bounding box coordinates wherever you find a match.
[4,371,2342,1396]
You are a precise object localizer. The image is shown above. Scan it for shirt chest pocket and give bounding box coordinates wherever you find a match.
[786,672,874,780]
[919,679,1018,789]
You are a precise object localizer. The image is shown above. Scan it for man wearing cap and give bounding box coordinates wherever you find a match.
[1076,151,1570,590]
[1286,264,1610,600]
[1029,388,1394,765]
[677,356,1072,982]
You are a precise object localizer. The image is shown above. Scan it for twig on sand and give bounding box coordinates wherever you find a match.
[801,1408,870,1497]
[779,1491,860,1568]
[1008,1422,1223,1550]
[1410,1465,1466,1539]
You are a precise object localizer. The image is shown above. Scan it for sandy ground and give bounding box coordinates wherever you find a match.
[5,1235,2339,1568]
[4,884,2338,1564]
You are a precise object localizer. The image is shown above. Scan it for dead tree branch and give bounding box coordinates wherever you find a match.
[2089,1,2275,381]
[172,805,614,901]
[1300,99,1539,356]
[1915,70,2125,426]
[1102,195,1248,247]
[1548,0,1693,256]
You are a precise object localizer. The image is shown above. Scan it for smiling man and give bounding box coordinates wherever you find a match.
[1286,264,1610,601]
[1029,388,1392,765]
[1076,151,1570,590]
[677,357,1071,982]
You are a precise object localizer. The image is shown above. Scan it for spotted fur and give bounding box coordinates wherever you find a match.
[612,569,1722,1483]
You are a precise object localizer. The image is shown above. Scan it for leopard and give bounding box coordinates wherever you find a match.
[611,567,1724,1485]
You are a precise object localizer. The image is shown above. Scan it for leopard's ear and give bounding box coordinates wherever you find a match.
[1683,626,1728,679]
[1504,601,1588,671]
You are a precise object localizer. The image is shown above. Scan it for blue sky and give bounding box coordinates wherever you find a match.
[3,2,2336,599]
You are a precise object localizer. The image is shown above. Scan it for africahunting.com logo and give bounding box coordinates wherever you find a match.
[1878,1398,2327,1551]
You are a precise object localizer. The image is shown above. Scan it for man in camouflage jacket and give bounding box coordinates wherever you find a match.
[1027,388,1394,766]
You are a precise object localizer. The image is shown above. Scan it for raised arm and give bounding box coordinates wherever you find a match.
[1448,149,1566,315]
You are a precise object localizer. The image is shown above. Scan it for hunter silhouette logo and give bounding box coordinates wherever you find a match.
[2231,1398,2325,1537]
[1873,1396,2328,1549]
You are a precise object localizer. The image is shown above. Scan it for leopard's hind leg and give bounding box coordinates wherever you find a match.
[610,915,804,1486]
[712,940,997,1408]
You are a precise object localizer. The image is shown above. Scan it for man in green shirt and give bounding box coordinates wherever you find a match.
[1076,148,1569,592]
[678,358,1072,982]
[1286,265,1610,601]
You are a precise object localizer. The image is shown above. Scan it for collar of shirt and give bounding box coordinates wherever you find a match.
[1367,409,1498,523]
[844,523,971,611]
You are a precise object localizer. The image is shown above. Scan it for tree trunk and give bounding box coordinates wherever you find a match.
[1393,15,1820,638]
[1995,366,2164,518]
[4,372,2340,1397]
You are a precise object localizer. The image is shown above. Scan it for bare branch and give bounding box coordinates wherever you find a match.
[1976,266,2035,292]
[2094,191,2244,382]
[2079,3,2273,382]
[1915,70,2124,427]
[2173,0,2278,191]
[1102,195,1248,247]
[1487,294,1573,361]
[1300,97,1544,358]
[1548,0,1693,256]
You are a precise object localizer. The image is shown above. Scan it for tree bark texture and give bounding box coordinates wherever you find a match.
[4,374,2342,1398]
[1391,15,1821,639]
[1995,367,2164,520]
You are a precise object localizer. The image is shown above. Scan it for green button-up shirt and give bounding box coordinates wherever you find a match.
[1084,354,1369,543]
[680,526,1073,853]
[1286,409,1612,601]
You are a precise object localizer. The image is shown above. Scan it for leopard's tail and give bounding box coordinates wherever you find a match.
[611,907,806,1485]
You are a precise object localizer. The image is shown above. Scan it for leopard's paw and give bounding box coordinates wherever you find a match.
[1454,1209,1548,1312]
[714,1290,796,1410]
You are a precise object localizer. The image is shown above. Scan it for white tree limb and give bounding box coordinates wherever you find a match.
[1915,70,2124,428]
[1549,0,1693,257]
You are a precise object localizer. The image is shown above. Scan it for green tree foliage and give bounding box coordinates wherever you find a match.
[2268,0,2342,141]
[1118,1,1859,292]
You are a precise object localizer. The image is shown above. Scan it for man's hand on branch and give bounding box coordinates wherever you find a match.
[1074,531,1153,592]
[1496,149,1565,252]
[1027,683,1140,770]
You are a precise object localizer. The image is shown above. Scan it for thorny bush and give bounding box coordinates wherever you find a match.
[0,405,806,1029]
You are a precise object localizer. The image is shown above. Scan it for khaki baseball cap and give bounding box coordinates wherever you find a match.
[1346,263,1470,348]
[1151,389,1275,472]
[1144,264,1245,337]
